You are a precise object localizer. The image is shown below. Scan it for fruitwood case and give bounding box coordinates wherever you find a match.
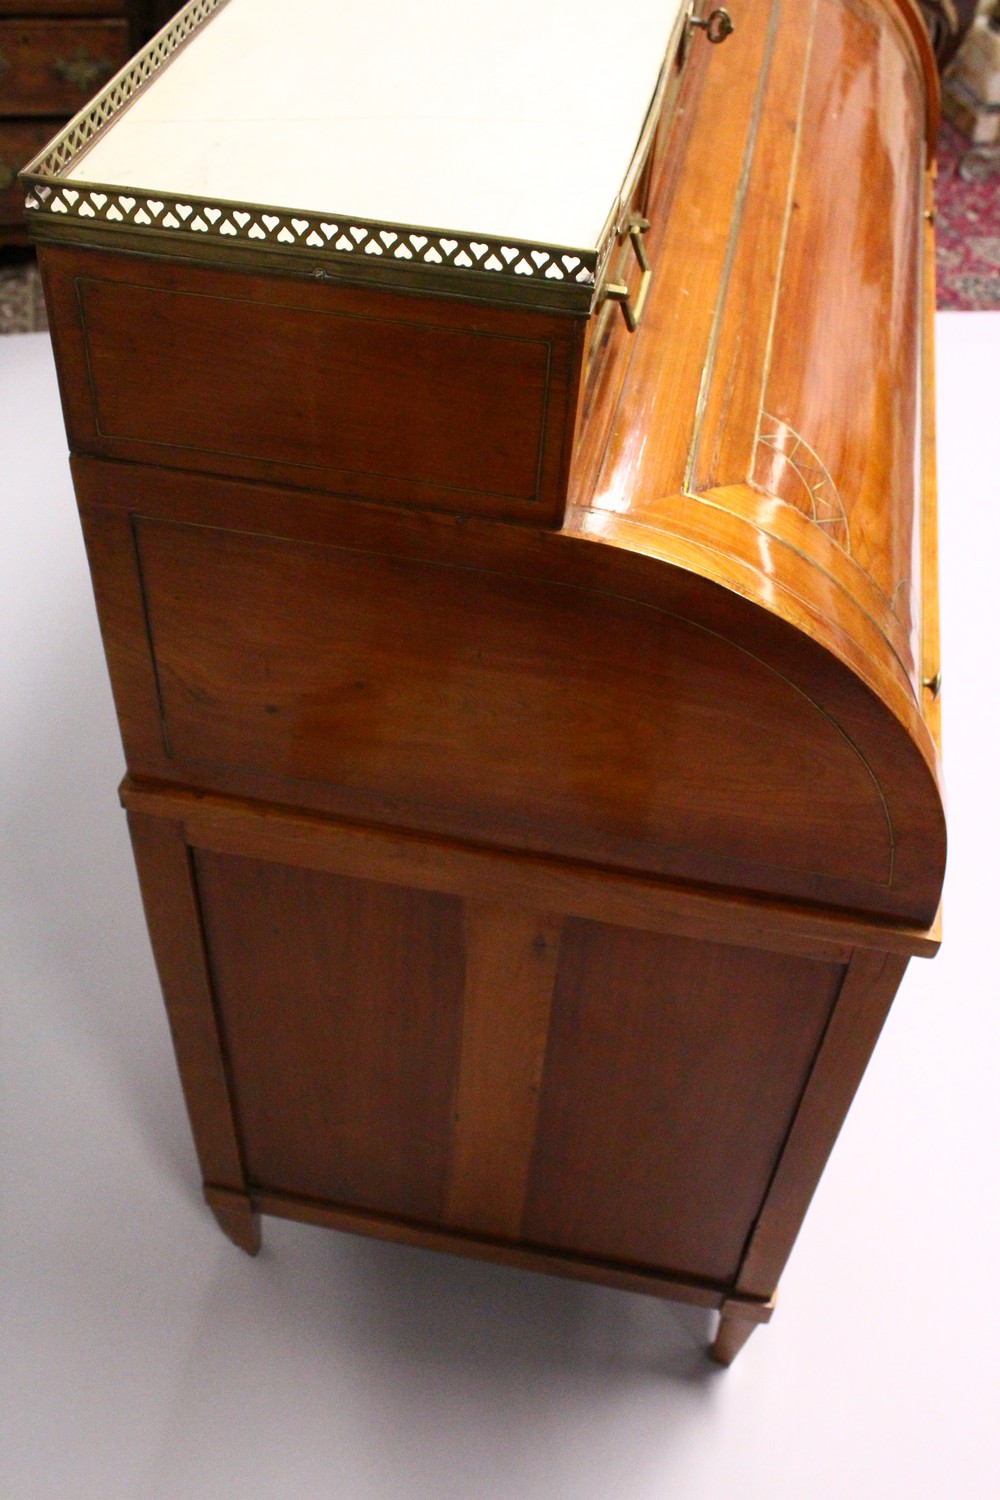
[29,0,944,1363]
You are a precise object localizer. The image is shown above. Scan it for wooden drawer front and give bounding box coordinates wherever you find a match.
[69,265,578,523]
[0,117,55,223]
[0,20,128,115]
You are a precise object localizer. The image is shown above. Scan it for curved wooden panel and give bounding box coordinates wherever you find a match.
[752,0,926,663]
[576,0,933,694]
[559,0,944,923]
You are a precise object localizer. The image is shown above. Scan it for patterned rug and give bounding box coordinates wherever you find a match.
[0,250,47,335]
[2,121,998,332]
[935,119,1000,309]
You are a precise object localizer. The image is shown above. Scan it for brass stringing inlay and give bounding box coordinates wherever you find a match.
[753,413,851,552]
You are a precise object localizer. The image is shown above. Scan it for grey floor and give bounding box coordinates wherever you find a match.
[2,318,998,1498]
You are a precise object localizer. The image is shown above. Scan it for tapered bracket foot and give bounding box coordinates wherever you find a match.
[709,1294,776,1365]
[204,1184,261,1256]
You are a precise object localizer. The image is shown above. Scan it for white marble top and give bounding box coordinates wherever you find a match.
[66,0,687,249]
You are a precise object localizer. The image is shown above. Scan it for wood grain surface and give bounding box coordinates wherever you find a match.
[445,904,562,1239]
[521,921,844,1281]
[43,248,585,526]
[195,851,466,1220]
[35,0,945,1364]
[572,0,937,705]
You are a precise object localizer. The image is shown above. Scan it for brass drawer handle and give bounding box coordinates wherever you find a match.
[923,669,942,700]
[604,217,652,333]
[689,6,735,43]
[54,52,107,92]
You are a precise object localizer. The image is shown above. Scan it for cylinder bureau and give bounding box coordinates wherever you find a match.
[23,0,946,1364]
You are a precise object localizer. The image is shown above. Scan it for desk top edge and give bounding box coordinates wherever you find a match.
[19,0,694,313]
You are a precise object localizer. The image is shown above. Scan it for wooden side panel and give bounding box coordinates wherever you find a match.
[71,450,944,922]
[194,851,466,1220]
[39,245,584,526]
[128,513,894,896]
[123,791,917,1315]
[77,277,549,501]
[522,920,845,1282]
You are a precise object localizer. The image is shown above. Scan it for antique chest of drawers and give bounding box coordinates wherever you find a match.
[0,0,143,242]
[23,0,945,1364]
